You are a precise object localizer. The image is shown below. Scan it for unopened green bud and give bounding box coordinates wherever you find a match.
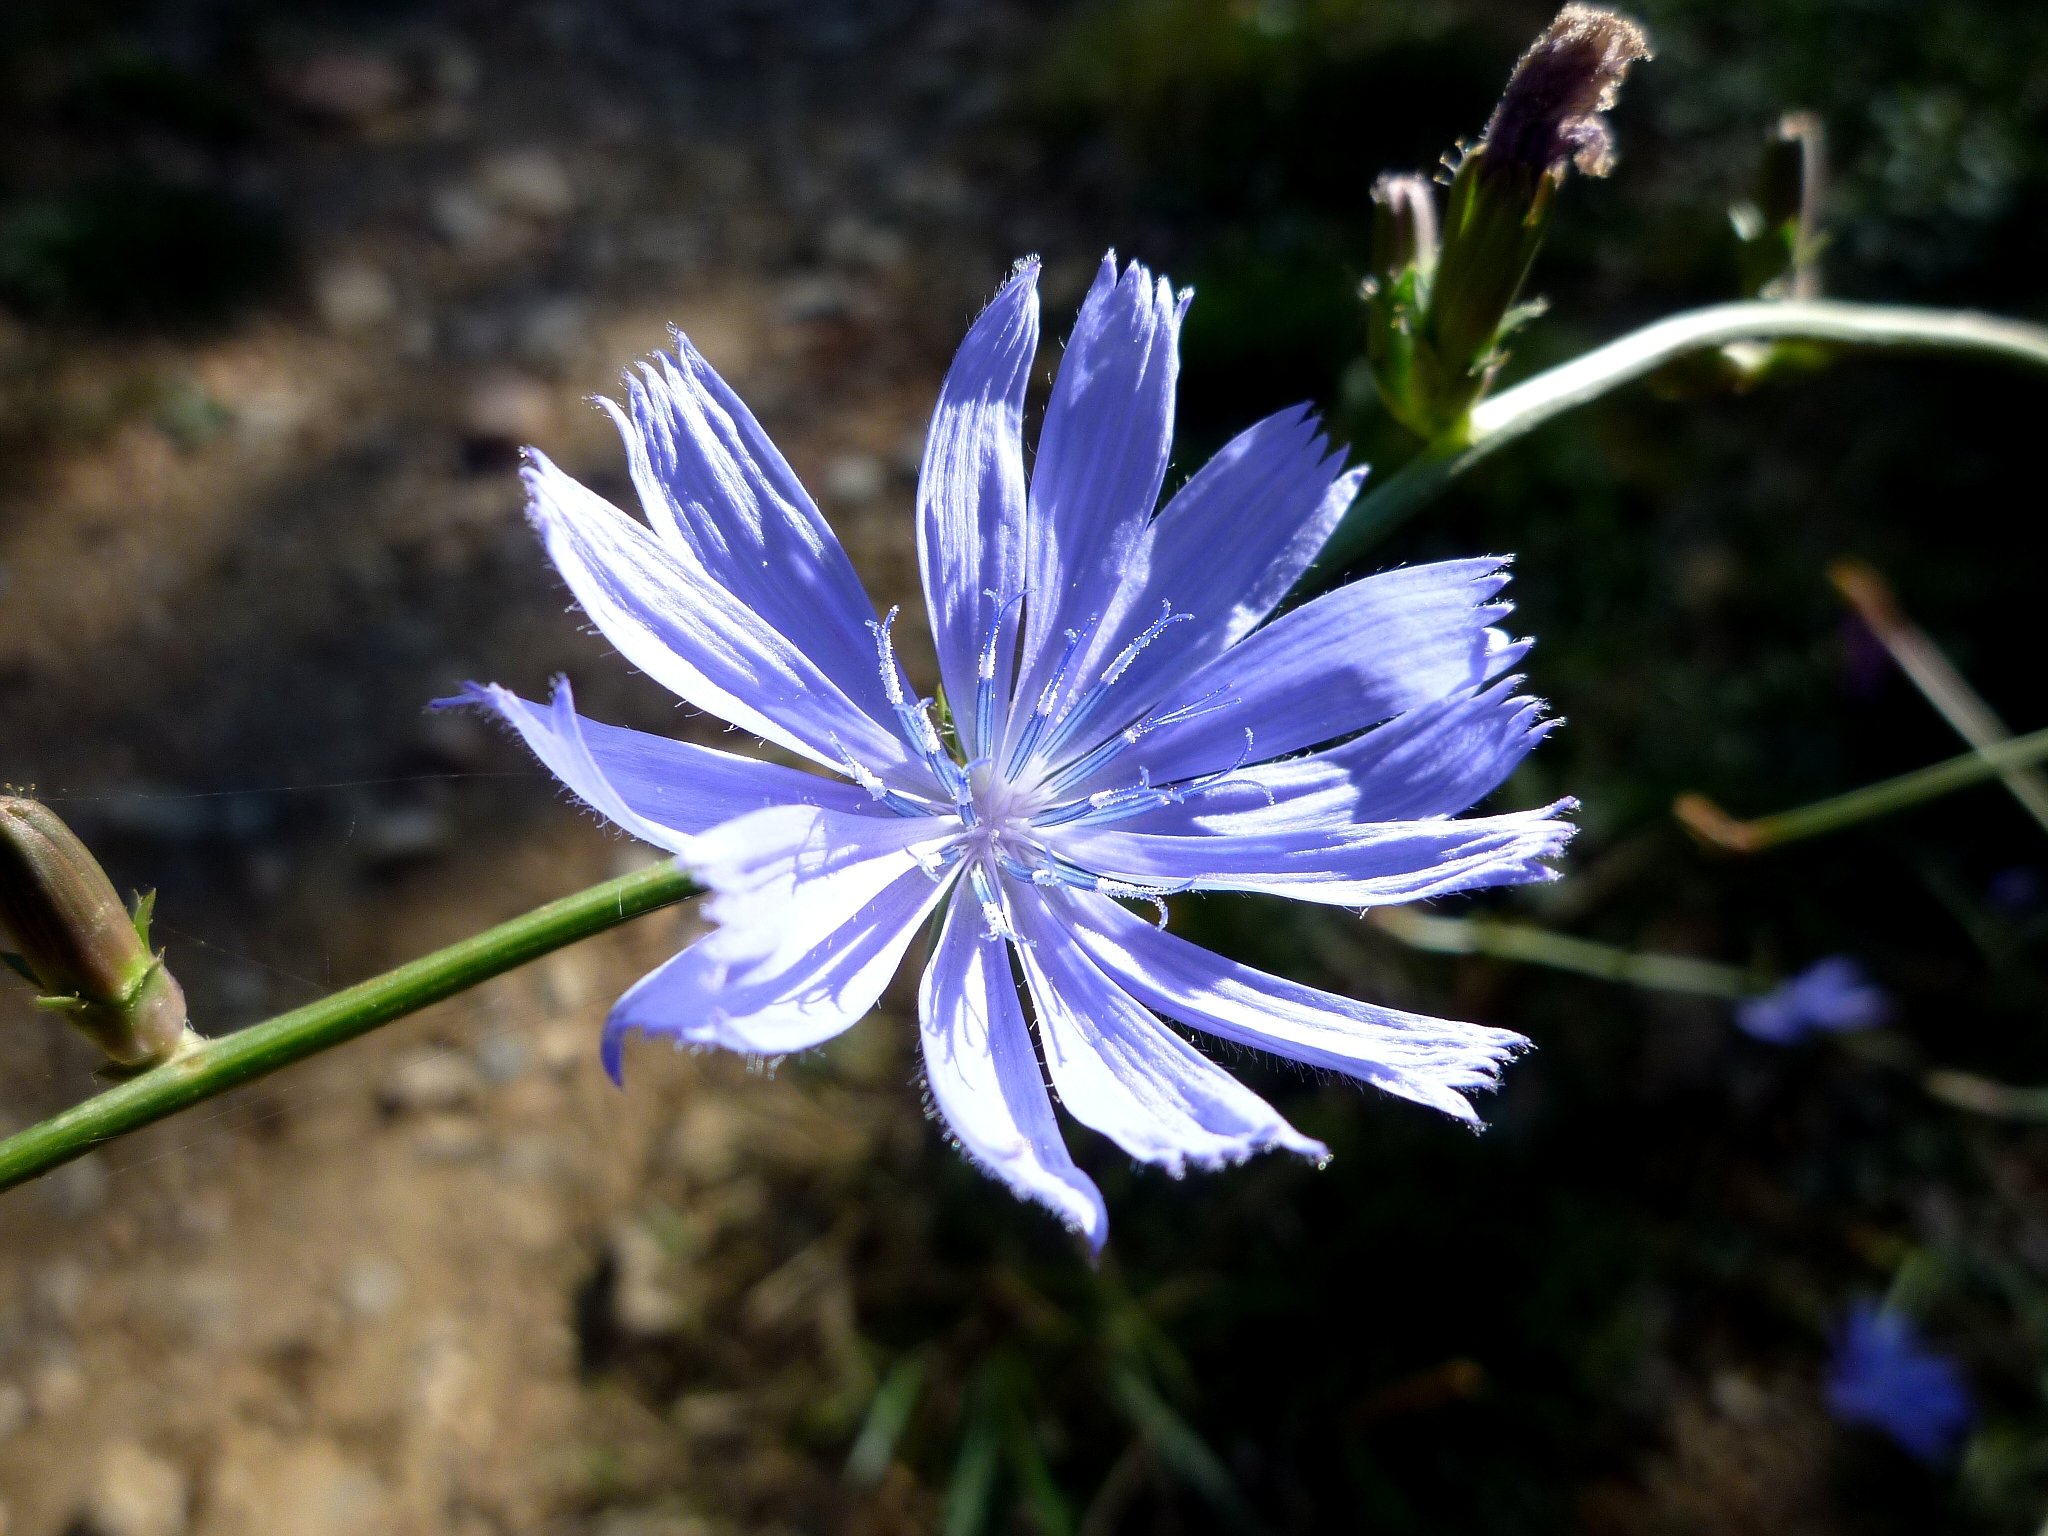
[1364,174,1444,437]
[0,796,189,1069]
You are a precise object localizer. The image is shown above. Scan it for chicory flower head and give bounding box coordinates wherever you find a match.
[1736,956,1890,1045]
[461,255,1574,1249]
[1826,1301,1974,1464]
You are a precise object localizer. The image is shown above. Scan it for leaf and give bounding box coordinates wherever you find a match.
[1004,1410,1074,1536]
[1110,1367,1263,1533]
[943,1393,1004,1536]
[845,1352,927,1487]
[130,889,157,950]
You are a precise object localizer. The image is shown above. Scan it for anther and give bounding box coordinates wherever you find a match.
[974,590,1028,755]
[869,607,969,799]
[829,733,936,819]
[1037,601,1196,768]
[1004,623,1089,779]
[969,863,1028,943]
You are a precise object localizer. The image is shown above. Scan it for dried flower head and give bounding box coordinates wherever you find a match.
[1481,5,1651,181]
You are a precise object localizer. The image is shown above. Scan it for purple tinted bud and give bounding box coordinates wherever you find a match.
[1368,7,1648,438]
[1735,956,1890,1044]
[1826,1301,1974,1464]
[1481,5,1652,183]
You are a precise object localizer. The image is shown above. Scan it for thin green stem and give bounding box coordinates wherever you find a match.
[1317,299,2048,569]
[1366,907,1757,998]
[1679,724,2048,853]
[0,859,699,1194]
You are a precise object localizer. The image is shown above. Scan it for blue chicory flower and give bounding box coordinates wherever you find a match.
[1825,1300,1974,1464]
[460,254,1574,1249]
[1736,956,1891,1044]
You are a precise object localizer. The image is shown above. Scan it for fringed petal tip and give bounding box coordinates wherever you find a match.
[1148,1126,1331,1183]
[599,1012,631,1086]
[427,679,493,713]
[600,987,731,1085]
[956,1140,1110,1255]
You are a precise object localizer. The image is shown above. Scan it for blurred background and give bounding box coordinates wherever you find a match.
[2,0,2047,1531]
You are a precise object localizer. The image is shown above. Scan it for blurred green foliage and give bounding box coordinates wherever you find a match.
[0,11,286,326]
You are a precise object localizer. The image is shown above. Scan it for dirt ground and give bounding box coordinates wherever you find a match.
[0,5,1090,1531]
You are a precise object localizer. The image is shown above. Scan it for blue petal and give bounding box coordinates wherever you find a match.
[1054,410,1365,756]
[460,679,879,850]
[603,805,959,1075]
[917,260,1040,758]
[524,451,932,792]
[920,890,1107,1248]
[1012,255,1184,731]
[606,337,893,724]
[1075,558,1525,791]
[1826,1302,1974,1463]
[1057,890,1526,1122]
[1119,680,1555,838]
[1736,956,1890,1044]
[1009,888,1325,1174]
[1051,803,1576,907]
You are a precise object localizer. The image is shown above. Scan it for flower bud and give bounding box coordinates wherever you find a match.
[0,796,189,1068]
[1733,111,1826,302]
[1369,172,1438,281]
[1362,7,1649,439]
[1363,174,1445,438]
[1480,5,1651,189]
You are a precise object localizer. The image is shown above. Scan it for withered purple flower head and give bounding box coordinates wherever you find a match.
[458,255,1574,1250]
[1482,5,1652,183]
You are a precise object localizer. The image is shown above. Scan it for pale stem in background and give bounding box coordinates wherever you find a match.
[1829,558,2048,839]
[1320,299,2048,571]
[1676,723,2048,853]
[1364,906,1756,998]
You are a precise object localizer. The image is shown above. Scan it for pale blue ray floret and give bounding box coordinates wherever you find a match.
[457,253,1575,1250]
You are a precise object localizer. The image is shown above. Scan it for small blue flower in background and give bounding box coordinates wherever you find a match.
[1736,956,1890,1044]
[1986,866,2042,915]
[459,253,1575,1249]
[1826,1301,1974,1463]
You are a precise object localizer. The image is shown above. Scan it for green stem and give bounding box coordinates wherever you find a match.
[0,860,699,1194]
[1318,299,2048,569]
[1367,907,1757,998]
[1688,724,2048,853]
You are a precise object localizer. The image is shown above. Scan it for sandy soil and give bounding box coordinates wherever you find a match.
[0,5,1088,1530]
